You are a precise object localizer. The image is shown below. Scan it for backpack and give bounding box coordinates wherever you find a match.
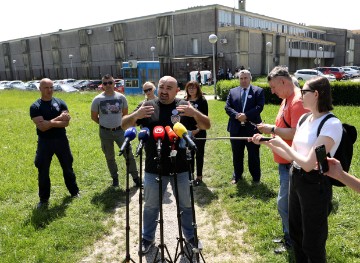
[299,113,357,186]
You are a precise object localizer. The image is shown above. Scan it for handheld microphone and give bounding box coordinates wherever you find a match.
[173,122,197,151]
[153,126,165,154]
[135,127,150,157]
[119,127,137,155]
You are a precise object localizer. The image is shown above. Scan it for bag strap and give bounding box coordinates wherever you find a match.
[316,114,336,136]
[298,112,311,127]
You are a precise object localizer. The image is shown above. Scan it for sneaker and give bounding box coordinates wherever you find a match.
[112,177,119,187]
[133,177,142,188]
[36,201,49,209]
[141,239,154,255]
[71,193,80,198]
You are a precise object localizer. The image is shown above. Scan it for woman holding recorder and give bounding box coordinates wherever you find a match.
[251,76,342,263]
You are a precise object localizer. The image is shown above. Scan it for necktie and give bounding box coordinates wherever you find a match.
[241,88,247,106]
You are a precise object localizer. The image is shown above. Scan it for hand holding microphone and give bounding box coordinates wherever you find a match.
[173,122,197,151]
[119,127,137,155]
[135,127,150,157]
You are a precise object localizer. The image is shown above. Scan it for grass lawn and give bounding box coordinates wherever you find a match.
[0,90,359,263]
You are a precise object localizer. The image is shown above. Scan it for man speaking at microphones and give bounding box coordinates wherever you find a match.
[122,76,210,255]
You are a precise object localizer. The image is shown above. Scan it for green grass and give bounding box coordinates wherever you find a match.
[0,90,359,263]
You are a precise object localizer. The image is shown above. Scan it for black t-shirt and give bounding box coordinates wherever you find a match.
[29,98,68,138]
[136,98,193,175]
[187,96,208,138]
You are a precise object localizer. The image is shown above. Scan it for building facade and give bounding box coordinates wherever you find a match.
[0,1,357,86]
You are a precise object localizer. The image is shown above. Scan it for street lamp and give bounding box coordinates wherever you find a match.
[12,59,17,79]
[150,46,156,61]
[266,42,272,74]
[209,34,218,100]
[318,46,323,68]
[69,54,73,78]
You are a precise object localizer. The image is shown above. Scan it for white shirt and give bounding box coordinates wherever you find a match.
[293,113,342,158]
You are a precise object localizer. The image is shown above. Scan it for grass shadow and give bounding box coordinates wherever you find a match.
[91,185,137,213]
[192,182,218,207]
[233,179,277,201]
[26,196,74,230]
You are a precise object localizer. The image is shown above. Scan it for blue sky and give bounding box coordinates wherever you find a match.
[1,0,358,42]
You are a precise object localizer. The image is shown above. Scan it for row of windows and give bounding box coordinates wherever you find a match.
[289,41,335,52]
[219,10,325,40]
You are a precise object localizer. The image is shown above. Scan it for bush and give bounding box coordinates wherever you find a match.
[217,79,360,105]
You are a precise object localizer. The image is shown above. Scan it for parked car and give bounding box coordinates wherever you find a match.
[53,83,79,92]
[4,80,26,89]
[85,80,102,90]
[294,69,336,82]
[316,67,345,81]
[342,67,360,78]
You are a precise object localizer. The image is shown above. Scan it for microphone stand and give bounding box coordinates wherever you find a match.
[120,144,136,263]
[153,140,173,263]
[137,146,144,263]
[171,144,191,262]
[185,147,206,263]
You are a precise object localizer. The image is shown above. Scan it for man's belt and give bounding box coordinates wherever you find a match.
[100,125,122,131]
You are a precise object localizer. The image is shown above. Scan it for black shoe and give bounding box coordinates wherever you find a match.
[194,178,202,186]
[37,201,49,209]
[71,193,80,198]
[141,239,154,255]
[112,177,119,187]
[133,177,142,188]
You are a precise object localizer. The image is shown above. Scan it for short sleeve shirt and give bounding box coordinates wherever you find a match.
[91,92,128,128]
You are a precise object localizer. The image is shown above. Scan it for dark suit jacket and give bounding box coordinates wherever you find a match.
[225,85,265,136]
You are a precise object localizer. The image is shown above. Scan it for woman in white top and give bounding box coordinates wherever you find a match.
[252,76,342,263]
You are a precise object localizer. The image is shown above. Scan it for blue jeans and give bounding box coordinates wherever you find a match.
[143,172,194,241]
[278,163,291,243]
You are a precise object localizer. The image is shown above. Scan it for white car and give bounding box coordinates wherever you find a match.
[342,67,359,78]
[294,69,336,82]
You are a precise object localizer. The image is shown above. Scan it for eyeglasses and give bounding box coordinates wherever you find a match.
[300,89,315,96]
[143,88,152,93]
[102,81,113,86]
[188,86,197,90]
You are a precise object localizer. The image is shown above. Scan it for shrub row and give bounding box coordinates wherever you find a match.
[216,79,360,105]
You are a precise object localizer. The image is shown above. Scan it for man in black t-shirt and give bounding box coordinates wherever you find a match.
[122,76,210,255]
[30,78,79,209]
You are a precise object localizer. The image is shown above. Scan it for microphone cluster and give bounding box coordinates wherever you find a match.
[120,122,198,156]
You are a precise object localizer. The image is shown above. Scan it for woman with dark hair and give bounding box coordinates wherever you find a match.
[252,76,343,262]
[184,80,208,186]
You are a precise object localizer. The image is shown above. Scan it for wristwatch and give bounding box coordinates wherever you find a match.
[271,126,275,134]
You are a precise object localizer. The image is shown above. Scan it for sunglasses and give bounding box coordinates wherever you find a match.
[143,88,153,93]
[300,89,315,96]
[102,81,113,86]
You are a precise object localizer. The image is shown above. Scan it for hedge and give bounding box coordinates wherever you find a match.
[216,79,360,105]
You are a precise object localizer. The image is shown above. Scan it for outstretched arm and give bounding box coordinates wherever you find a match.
[324,157,360,193]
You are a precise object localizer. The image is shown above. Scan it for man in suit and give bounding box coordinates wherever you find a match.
[225,70,265,184]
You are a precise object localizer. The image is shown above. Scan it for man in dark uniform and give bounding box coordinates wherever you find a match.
[30,78,79,209]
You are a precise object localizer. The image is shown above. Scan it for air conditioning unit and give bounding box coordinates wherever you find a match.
[218,52,224,57]
[220,38,228,44]
[86,29,93,35]
[128,60,138,68]
[105,26,112,32]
